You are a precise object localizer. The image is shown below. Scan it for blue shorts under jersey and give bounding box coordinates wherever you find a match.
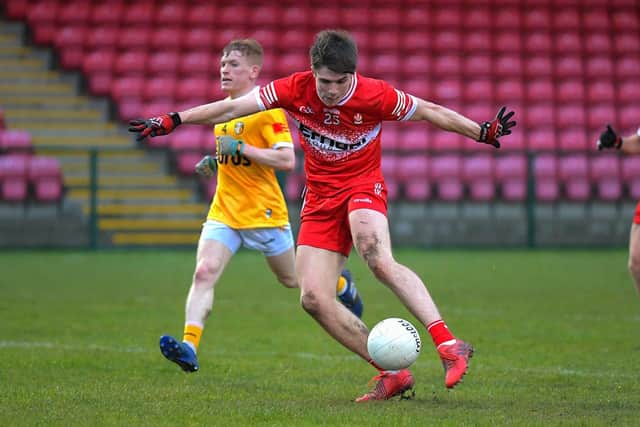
[200,220,294,257]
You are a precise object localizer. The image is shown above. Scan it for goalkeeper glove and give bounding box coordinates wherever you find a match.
[217,135,245,156]
[195,155,217,177]
[477,106,516,148]
[596,124,623,150]
[128,112,182,142]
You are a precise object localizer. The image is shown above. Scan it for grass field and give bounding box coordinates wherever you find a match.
[1,249,639,426]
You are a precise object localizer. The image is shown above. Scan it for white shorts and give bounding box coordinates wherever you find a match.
[200,220,294,257]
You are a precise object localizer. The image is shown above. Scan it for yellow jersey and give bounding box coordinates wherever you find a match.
[207,107,293,229]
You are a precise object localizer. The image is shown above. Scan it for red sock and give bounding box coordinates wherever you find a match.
[426,320,455,347]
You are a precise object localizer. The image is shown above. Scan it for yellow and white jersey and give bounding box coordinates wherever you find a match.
[207,105,294,229]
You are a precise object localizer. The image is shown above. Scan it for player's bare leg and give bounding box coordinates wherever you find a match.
[296,245,370,359]
[627,223,640,297]
[349,208,473,389]
[160,239,233,372]
[265,246,298,288]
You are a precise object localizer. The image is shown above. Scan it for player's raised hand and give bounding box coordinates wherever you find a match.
[195,155,217,177]
[477,106,516,148]
[217,135,245,156]
[128,112,182,142]
[597,124,623,150]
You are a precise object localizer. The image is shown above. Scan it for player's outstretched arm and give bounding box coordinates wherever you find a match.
[597,125,640,154]
[128,92,261,142]
[410,99,516,148]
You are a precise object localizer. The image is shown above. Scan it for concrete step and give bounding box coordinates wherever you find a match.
[65,175,178,187]
[62,162,162,174]
[68,188,194,201]
[0,58,47,70]
[100,218,203,231]
[111,231,200,245]
[0,82,76,94]
[33,135,133,147]
[85,203,207,216]
[9,124,119,136]
[0,70,62,81]
[4,109,103,120]
[2,94,97,107]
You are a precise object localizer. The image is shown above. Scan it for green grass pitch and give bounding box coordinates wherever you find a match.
[1,249,638,426]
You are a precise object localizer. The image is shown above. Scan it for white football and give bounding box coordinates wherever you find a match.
[367,317,421,370]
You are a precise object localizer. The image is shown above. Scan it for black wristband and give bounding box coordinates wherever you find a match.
[169,112,182,127]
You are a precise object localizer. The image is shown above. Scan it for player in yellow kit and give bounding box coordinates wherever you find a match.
[157,39,362,372]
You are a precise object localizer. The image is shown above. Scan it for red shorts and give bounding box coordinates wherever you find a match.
[297,182,388,257]
[634,201,640,224]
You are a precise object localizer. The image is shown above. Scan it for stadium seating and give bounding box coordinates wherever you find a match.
[28,156,63,203]
[0,155,29,202]
[0,130,33,158]
[8,0,640,204]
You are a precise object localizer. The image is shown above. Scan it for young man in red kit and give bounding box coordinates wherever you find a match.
[597,124,640,300]
[130,30,516,402]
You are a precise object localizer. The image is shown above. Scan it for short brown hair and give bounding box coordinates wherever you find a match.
[309,30,357,74]
[222,39,263,67]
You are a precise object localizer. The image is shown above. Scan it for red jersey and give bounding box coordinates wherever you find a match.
[256,71,417,195]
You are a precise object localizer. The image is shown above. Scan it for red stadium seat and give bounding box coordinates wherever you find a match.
[403,56,431,77]
[556,80,585,104]
[525,56,553,78]
[154,3,185,25]
[402,79,430,98]
[525,9,552,30]
[83,49,115,76]
[495,79,523,103]
[559,154,591,200]
[150,28,184,51]
[0,155,29,202]
[618,105,640,130]
[54,25,86,51]
[111,76,145,102]
[144,76,176,102]
[26,1,57,26]
[591,154,622,201]
[86,26,119,50]
[91,3,124,25]
[117,28,151,50]
[614,34,640,55]
[528,126,557,152]
[617,57,640,80]
[555,56,583,79]
[463,55,491,77]
[4,0,29,20]
[588,105,617,133]
[494,31,522,53]
[617,80,640,104]
[495,8,521,30]
[285,172,305,202]
[176,152,206,177]
[463,31,491,54]
[399,126,430,152]
[117,99,143,122]
[184,27,216,50]
[400,156,431,201]
[587,80,615,103]
[583,9,610,31]
[28,156,63,203]
[496,154,527,201]
[463,154,495,201]
[612,10,639,30]
[433,9,462,29]
[556,105,586,130]
[586,57,614,79]
[526,80,554,103]
[553,9,580,30]
[121,2,154,25]
[370,31,400,52]
[402,8,430,30]
[400,29,429,54]
[141,101,176,120]
[148,51,180,76]
[555,32,582,53]
[432,32,462,53]
[276,53,309,75]
[87,73,112,97]
[58,1,90,24]
[281,6,309,28]
[430,155,464,201]
[432,79,461,103]
[464,79,492,103]
[341,8,370,29]
[180,51,214,77]
[534,154,560,201]
[525,32,552,53]
[499,125,526,152]
[494,55,522,77]
[584,33,612,54]
[176,77,213,102]
[114,50,147,76]
[526,103,555,127]
[185,4,216,25]
[370,54,400,78]
[371,8,401,28]
[557,128,588,151]
[0,129,33,156]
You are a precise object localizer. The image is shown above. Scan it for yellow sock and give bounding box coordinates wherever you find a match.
[183,324,203,351]
[336,276,347,296]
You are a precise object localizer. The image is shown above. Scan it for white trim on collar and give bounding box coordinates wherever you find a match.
[336,73,358,106]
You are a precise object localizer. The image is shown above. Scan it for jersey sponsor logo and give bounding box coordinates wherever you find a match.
[234,121,244,135]
[298,122,368,152]
[217,154,251,166]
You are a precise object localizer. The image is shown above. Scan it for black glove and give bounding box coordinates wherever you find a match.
[596,124,623,150]
[128,112,182,142]
[477,106,516,148]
